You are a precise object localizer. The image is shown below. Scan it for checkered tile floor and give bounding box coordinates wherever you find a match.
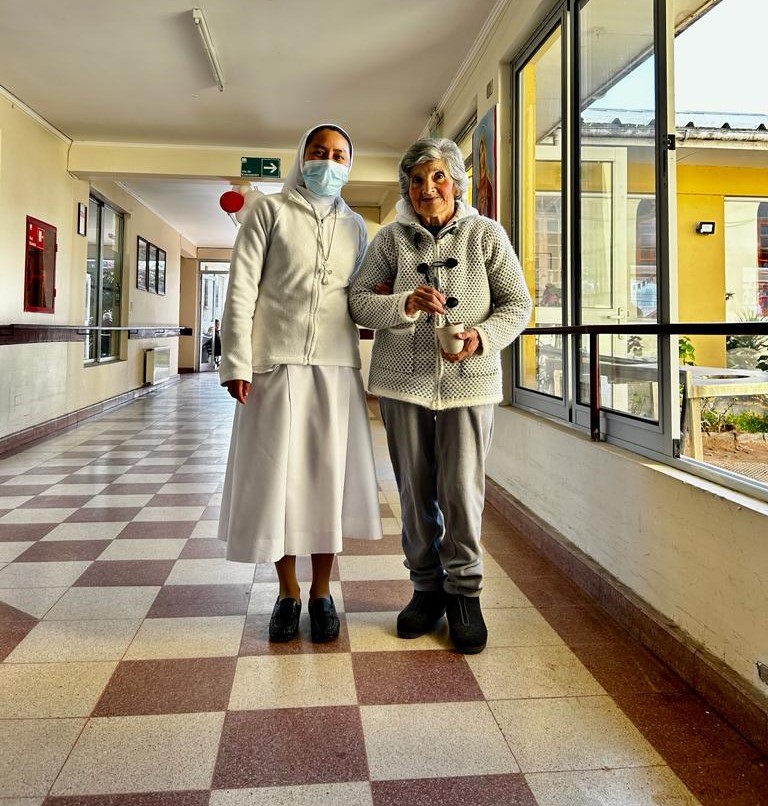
[0,374,765,805]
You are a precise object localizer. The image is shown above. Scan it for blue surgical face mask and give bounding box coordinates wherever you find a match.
[302,160,350,197]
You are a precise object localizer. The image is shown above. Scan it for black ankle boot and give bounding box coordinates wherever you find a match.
[397,590,446,638]
[445,593,487,654]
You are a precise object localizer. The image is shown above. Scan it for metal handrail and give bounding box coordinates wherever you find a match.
[519,321,768,441]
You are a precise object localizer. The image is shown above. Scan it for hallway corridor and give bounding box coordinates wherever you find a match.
[0,374,765,805]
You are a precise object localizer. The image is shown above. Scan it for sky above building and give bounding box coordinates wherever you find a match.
[593,0,765,115]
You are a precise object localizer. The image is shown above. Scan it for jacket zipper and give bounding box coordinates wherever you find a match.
[433,230,446,409]
[305,218,324,362]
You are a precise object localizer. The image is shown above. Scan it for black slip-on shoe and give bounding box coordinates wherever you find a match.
[269,596,301,642]
[308,596,340,643]
[396,590,446,639]
[445,593,487,654]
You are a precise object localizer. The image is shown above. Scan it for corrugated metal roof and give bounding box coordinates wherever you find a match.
[582,108,768,131]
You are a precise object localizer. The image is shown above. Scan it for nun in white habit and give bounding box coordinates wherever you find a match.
[217,123,382,643]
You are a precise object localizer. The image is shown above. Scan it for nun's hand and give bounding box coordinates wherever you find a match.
[373,281,393,295]
[225,379,251,405]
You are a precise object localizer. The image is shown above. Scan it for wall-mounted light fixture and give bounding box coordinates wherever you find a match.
[696,221,716,235]
[192,8,224,92]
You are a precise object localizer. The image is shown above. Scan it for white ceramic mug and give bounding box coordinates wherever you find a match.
[436,323,464,354]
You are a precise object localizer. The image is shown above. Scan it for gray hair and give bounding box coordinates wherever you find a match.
[398,138,468,202]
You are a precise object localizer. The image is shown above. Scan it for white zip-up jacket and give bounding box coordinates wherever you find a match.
[219,188,367,384]
[349,200,532,410]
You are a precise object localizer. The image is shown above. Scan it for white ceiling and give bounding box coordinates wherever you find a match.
[1,0,501,248]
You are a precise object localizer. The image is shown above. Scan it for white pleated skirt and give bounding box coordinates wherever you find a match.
[218,365,383,563]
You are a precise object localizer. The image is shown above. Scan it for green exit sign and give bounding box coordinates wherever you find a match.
[240,157,281,178]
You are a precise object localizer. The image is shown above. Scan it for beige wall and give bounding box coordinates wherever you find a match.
[0,97,185,439]
[179,257,199,370]
[0,96,87,326]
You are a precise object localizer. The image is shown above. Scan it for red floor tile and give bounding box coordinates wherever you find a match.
[536,603,632,645]
[19,496,95,509]
[668,759,768,806]
[179,539,226,559]
[0,484,56,496]
[15,540,111,562]
[569,639,690,695]
[371,774,538,806]
[340,534,403,556]
[213,706,369,788]
[614,691,765,765]
[147,584,250,618]
[0,522,57,541]
[167,474,222,485]
[73,559,175,587]
[353,650,484,705]
[484,536,562,579]
[505,571,594,608]
[93,657,237,716]
[147,494,212,507]
[44,791,211,805]
[341,579,413,612]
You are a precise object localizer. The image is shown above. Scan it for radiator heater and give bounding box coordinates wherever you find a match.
[144,346,171,385]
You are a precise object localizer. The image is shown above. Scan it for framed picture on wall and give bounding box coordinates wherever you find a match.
[472,106,497,220]
[77,203,88,237]
[136,237,148,290]
[157,249,166,295]
[147,243,158,293]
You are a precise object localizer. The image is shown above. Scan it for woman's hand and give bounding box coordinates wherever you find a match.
[225,379,251,405]
[405,284,447,317]
[441,328,481,362]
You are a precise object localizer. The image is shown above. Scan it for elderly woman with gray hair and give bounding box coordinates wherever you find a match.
[349,137,532,654]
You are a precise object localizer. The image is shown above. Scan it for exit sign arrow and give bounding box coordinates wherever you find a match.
[240,157,281,178]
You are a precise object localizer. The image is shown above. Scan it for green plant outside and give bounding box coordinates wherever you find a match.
[701,408,768,433]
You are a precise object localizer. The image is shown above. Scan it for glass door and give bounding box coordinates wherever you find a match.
[199,263,229,372]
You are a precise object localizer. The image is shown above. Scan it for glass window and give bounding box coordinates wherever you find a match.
[84,196,124,363]
[674,0,768,487]
[578,0,660,421]
[517,23,565,399]
[512,0,768,496]
[758,202,768,278]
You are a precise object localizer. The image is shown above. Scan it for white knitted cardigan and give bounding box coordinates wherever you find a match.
[349,201,532,410]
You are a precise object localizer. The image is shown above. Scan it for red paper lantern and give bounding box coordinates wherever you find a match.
[220,190,245,213]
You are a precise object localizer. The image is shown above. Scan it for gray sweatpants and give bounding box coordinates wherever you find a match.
[378,398,494,596]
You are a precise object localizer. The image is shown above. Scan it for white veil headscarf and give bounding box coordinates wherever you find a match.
[283,123,354,193]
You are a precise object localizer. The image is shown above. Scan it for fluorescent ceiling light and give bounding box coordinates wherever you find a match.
[192,8,224,92]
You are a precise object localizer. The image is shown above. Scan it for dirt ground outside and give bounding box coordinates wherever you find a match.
[700,432,768,484]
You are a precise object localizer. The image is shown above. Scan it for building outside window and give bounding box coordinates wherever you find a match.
[85,197,124,363]
[513,0,768,496]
